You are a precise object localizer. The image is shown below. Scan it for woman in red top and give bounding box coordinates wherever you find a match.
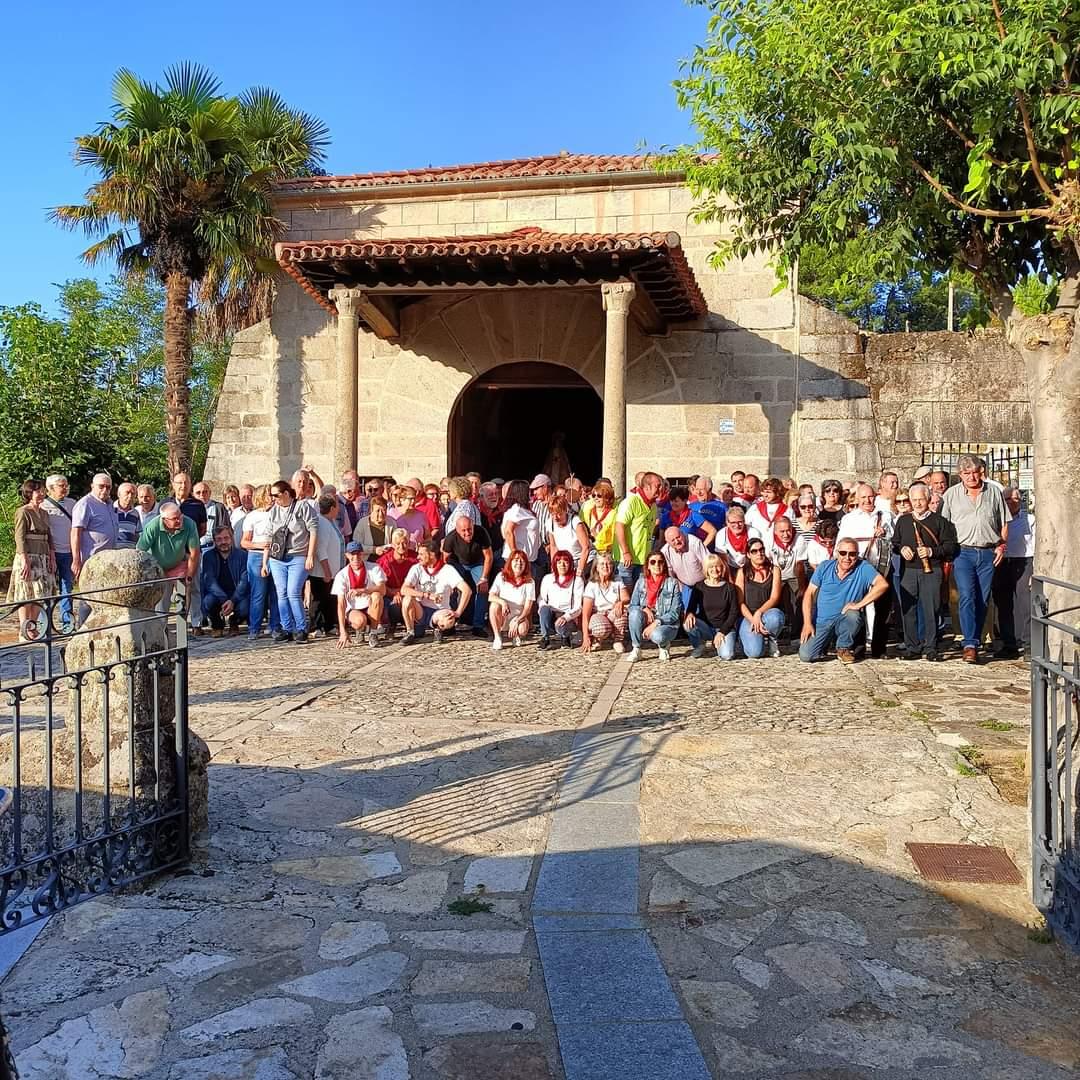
[376,527,419,634]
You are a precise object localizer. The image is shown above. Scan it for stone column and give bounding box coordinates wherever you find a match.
[329,286,362,476]
[601,282,635,492]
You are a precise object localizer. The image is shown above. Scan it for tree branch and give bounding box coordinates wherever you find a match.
[909,157,1052,220]
[937,111,1008,167]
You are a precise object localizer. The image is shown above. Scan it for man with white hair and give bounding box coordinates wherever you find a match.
[661,525,708,611]
[138,502,201,621]
[44,474,76,628]
[71,473,119,579]
[689,475,727,531]
[114,482,142,549]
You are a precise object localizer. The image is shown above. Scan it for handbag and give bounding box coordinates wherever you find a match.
[267,504,296,562]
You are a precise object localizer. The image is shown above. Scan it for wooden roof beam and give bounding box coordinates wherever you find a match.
[354,292,400,341]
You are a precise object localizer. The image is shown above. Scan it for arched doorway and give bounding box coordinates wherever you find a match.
[449,362,603,482]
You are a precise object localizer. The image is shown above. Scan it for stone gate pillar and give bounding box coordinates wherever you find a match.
[601,282,635,493]
[329,286,362,476]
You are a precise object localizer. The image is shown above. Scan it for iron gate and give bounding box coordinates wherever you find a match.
[1031,575,1080,950]
[0,582,190,933]
[920,442,1033,493]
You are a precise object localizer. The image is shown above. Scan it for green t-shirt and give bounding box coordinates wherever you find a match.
[612,493,658,565]
[137,515,199,571]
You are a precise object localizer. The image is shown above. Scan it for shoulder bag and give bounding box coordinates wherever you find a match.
[267,504,296,562]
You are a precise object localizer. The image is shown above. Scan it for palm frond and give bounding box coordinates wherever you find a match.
[164,63,221,110]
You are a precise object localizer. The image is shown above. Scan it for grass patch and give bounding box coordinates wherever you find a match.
[448,896,493,916]
[909,709,931,722]
[1026,918,1054,944]
[872,699,900,709]
[978,718,1015,732]
[955,745,989,776]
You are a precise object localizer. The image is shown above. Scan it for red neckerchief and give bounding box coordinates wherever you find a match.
[638,489,656,508]
[670,505,691,527]
[423,557,446,577]
[821,537,835,557]
[645,573,664,609]
[480,504,501,529]
[726,527,749,554]
[771,529,793,552]
[553,550,575,588]
[347,562,367,589]
[756,499,785,526]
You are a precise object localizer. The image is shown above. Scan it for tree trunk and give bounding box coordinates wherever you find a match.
[1007,299,1080,645]
[163,271,194,477]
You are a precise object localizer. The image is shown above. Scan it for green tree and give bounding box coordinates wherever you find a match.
[668,0,1080,580]
[52,63,328,476]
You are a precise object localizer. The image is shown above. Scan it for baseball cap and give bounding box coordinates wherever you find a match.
[530,473,552,490]
[345,541,363,554]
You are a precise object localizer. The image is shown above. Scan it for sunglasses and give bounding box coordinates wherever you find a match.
[749,546,765,554]
[896,499,911,505]
[647,559,665,566]
[798,503,815,509]
[837,551,858,558]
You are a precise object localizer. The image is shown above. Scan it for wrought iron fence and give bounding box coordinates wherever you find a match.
[1031,575,1080,951]
[920,442,1034,494]
[0,581,190,934]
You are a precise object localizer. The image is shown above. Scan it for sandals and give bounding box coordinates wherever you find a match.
[19,620,40,642]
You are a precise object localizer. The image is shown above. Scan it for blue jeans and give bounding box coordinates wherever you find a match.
[953,546,996,649]
[628,606,678,648]
[617,563,643,590]
[459,564,489,629]
[738,609,786,658]
[268,555,309,633]
[799,609,864,662]
[246,551,280,637]
[55,552,75,627]
[538,604,577,642]
[686,618,737,659]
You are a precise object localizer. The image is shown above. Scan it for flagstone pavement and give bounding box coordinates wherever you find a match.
[3,630,1079,1079]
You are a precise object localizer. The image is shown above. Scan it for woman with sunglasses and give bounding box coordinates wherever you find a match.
[684,553,740,659]
[625,551,683,662]
[261,481,318,643]
[240,484,281,640]
[793,493,819,546]
[818,480,846,524]
[735,540,786,657]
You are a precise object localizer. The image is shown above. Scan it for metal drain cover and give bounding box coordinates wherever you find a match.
[905,842,1022,885]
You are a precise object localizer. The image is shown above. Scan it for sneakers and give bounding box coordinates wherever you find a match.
[491,633,504,651]
[836,648,856,664]
[273,630,292,643]
[514,635,523,647]
[612,641,626,654]
[690,644,706,659]
[657,645,671,662]
[433,627,444,645]
[368,628,382,648]
[400,632,418,647]
[623,647,641,663]
[293,631,309,644]
[538,637,550,651]
[768,637,780,658]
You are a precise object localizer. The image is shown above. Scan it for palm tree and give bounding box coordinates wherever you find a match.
[52,64,329,474]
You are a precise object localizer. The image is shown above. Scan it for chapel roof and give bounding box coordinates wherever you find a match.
[273,153,663,193]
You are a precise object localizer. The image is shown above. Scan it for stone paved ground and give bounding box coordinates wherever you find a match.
[3,630,1079,1079]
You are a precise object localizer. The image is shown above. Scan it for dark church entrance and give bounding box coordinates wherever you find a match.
[450,362,603,482]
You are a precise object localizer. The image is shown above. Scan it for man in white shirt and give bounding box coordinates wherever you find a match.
[333,542,387,648]
[311,494,346,636]
[992,487,1034,658]
[44,474,77,629]
[875,471,900,515]
[837,483,894,657]
[661,526,708,610]
[401,540,473,645]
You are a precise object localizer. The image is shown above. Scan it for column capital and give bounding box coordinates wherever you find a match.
[601,281,636,315]
[329,285,364,319]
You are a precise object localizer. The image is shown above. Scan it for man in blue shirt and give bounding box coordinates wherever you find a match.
[799,540,889,663]
[659,485,718,547]
[689,475,727,531]
[200,526,250,635]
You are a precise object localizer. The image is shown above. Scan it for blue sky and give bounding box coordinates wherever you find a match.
[0,0,707,310]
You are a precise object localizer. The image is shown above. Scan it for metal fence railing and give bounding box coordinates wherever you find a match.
[0,581,190,934]
[1031,575,1080,951]
[920,442,1034,496]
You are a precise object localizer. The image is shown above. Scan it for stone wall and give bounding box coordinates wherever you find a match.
[864,329,1031,479]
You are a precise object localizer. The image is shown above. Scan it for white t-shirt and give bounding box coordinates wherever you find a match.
[802,538,833,571]
[744,501,794,538]
[331,563,386,611]
[316,517,345,579]
[501,504,541,561]
[715,528,751,571]
[490,573,536,616]
[584,579,623,615]
[43,496,76,554]
[767,540,800,584]
[548,515,586,562]
[837,508,893,563]
[242,508,275,547]
[538,574,583,617]
[231,509,248,547]
[404,561,462,610]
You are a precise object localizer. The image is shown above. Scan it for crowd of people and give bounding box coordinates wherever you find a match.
[4,456,1035,664]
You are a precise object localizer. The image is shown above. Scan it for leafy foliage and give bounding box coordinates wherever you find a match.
[52,64,328,472]
[0,276,229,561]
[1010,272,1059,315]
[799,241,992,330]
[666,0,1080,313]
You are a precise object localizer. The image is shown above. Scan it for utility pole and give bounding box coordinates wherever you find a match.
[947,275,955,331]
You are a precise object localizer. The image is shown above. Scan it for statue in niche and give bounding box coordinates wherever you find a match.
[543,429,573,484]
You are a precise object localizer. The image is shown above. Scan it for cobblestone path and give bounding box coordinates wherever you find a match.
[3,632,1078,1079]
